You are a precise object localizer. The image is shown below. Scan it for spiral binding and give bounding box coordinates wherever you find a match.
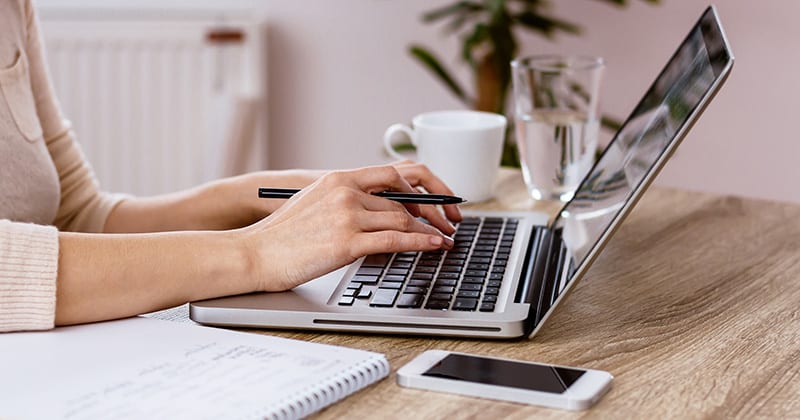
[265,354,390,420]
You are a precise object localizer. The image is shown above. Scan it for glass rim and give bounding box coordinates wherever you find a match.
[511,54,605,71]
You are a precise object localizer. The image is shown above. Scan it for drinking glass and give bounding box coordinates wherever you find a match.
[511,55,605,202]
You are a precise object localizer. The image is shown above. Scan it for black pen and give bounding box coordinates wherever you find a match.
[258,188,465,205]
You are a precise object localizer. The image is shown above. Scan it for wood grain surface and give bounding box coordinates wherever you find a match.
[252,170,800,419]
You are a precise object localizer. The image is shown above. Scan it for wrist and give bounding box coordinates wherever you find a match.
[191,229,258,300]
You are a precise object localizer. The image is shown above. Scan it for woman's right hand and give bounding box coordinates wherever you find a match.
[239,165,455,292]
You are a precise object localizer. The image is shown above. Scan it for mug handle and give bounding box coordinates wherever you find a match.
[383,123,417,161]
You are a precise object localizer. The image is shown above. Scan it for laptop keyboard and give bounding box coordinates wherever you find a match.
[337,216,519,312]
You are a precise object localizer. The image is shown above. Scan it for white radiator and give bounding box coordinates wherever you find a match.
[39,6,267,196]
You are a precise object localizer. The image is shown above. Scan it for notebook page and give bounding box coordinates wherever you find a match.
[0,317,388,419]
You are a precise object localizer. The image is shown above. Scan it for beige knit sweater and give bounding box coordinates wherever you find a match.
[0,0,122,332]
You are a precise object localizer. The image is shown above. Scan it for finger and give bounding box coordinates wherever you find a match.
[395,163,463,222]
[350,165,417,194]
[357,209,447,238]
[347,166,423,216]
[358,191,422,218]
[418,205,456,235]
[353,231,454,257]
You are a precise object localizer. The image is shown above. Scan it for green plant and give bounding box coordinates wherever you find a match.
[409,0,659,166]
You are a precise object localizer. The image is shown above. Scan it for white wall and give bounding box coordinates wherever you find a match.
[260,0,800,204]
[35,0,800,203]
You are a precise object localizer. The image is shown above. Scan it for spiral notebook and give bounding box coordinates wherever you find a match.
[0,317,389,419]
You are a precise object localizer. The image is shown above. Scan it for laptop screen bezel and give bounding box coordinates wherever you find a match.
[526,5,734,338]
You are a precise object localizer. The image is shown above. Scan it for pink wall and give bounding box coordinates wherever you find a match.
[257,1,798,204]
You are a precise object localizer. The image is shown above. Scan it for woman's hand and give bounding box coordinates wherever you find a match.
[240,165,455,292]
[230,161,462,234]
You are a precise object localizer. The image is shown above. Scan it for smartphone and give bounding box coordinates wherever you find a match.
[397,350,613,411]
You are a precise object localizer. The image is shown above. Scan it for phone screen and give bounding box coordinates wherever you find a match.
[422,354,585,393]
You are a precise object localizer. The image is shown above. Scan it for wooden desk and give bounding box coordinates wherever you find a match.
[256,170,800,418]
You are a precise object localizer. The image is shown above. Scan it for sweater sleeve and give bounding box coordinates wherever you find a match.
[0,220,58,332]
[24,0,125,233]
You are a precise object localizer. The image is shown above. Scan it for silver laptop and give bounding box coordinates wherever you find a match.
[191,6,733,339]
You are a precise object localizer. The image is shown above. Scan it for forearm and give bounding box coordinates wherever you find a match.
[104,170,325,233]
[54,230,252,326]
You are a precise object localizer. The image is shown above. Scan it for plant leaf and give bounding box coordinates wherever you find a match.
[461,23,490,66]
[514,11,581,37]
[409,45,472,105]
[591,0,661,6]
[422,1,486,23]
[600,115,622,132]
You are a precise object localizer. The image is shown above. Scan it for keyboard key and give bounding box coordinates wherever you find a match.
[403,286,427,294]
[356,267,383,276]
[338,296,355,306]
[408,279,432,287]
[439,265,462,273]
[482,295,497,303]
[467,263,490,271]
[461,277,485,284]
[489,273,504,280]
[379,281,404,289]
[479,302,496,312]
[396,293,424,308]
[425,300,450,310]
[356,289,372,299]
[453,298,478,311]
[436,272,460,280]
[429,293,453,301]
[468,257,492,264]
[346,282,363,290]
[465,270,487,277]
[443,257,465,265]
[457,290,480,298]
[432,286,455,294]
[459,283,482,291]
[487,280,502,288]
[386,267,410,276]
[414,266,437,273]
[484,287,500,296]
[350,275,379,284]
[383,274,407,282]
[433,279,458,287]
[343,288,358,297]
[390,261,413,269]
[420,250,442,258]
[370,289,398,307]
[362,254,391,267]
[410,272,434,280]
[493,260,507,267]
[417,259,440,267]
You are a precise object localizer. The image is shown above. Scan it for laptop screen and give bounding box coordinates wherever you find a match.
[546,7,733,307]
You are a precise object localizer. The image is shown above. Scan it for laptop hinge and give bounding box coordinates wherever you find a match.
[514,225,550,304]
[519,227,566,336]
[533,228,567,326]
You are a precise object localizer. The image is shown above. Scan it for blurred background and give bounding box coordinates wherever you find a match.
[36,0,798,203]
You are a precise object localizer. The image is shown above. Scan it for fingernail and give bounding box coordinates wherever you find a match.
[447,222,456,234]
[443,235,454,248]
[430,236,443,247]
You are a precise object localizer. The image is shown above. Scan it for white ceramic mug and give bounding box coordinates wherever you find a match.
[383,110,507,203]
